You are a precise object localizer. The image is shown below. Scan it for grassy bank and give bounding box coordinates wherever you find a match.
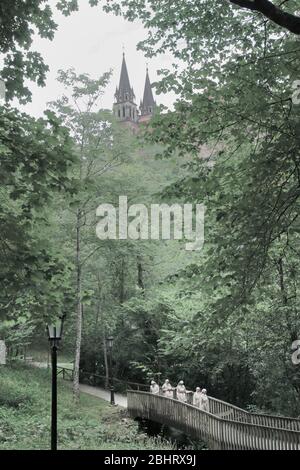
[0,364,173,450]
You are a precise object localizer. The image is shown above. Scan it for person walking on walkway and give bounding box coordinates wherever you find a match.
[200,388,209,412]
[150,380,160,395]
[162,379,173,398]
[176,380,187,402]
[193,387,202,407]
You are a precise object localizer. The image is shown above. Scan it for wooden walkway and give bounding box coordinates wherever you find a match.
[55,366,300,449]
[127,391,300,450]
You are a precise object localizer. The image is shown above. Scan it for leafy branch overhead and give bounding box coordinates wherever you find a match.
[100,0,300,35]
[1,1,299,102]
[230,0,300,34]
[0,0,96,102]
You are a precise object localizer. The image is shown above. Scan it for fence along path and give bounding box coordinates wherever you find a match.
[127,391,300,450]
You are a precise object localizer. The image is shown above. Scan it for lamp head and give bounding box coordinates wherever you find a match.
[47,317,64,346]
[106,336,114,349]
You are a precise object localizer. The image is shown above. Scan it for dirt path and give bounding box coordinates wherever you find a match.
[30,361,128,407]
[79,383,127,408]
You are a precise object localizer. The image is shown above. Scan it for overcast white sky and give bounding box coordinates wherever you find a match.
[19,0,176,117]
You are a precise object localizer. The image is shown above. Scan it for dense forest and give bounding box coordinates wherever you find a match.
[1,0,300,419]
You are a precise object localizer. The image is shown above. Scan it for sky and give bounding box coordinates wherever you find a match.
[19,0,176,117]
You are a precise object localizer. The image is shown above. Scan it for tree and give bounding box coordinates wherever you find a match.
[0,105,76,324]
[0,1,70,102]
[100,0,300,36]
[95,0,300,414]
[50,68,133,399]
[0,1,84,352]
[101,0,300,299]
[229,1,300,34]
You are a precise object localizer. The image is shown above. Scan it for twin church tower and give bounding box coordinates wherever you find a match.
[113,53,156,131]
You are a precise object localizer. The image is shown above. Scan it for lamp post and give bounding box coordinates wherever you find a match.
[47,317,64,451]
[106,336,115,405]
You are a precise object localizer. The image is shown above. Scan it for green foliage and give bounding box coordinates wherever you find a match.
[87,0,300,416]
[2,0,300,424]
[0,105,76,325]
[46,69,136,391]
[0,0,98,102]
[0,2,84,360]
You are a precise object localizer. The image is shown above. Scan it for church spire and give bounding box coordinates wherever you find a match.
[113,52,138,125]
[115,52,136,103]
[140,67,156,117]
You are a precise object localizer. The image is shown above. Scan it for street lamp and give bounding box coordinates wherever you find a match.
[106,336,115,405]
[47,317,64,451]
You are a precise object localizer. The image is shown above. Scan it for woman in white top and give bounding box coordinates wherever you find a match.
[176,380,187,402]
[150,380,160,395]
[193,387,202,407]
[162,379,173,398]
[200,388,210,412]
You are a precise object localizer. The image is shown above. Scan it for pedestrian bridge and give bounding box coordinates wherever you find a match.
[127,391,300,450]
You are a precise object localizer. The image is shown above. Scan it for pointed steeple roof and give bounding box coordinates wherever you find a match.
[115,53,136,103]
[140,67,156,116]
[119,53,131,91]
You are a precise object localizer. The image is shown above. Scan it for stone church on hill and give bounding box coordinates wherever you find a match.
[113,53,156,131]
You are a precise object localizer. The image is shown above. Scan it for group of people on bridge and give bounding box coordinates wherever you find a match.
[150,379,209,412]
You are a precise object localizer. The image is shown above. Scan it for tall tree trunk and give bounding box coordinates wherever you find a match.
[277,256,297,341]
[137,255,145,293]
[95,275,109,388]
[97,298,109,388]
[73,210,82,400]
[119,257,125,304]
[103,333,109,388]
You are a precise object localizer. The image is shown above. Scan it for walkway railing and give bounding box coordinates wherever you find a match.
[127,391,300,450]
[58,367,300,434]
[207,395,300,431]
[59,367,148,392]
